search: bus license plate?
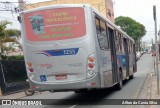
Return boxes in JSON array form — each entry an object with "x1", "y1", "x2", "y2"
[{"x1": 55, "y1": 75, "x2": 67, "y2": 80}]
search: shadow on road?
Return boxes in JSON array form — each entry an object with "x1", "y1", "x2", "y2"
[{"x1": 44, "y1": 79, "x2": 133, "y2": 105}]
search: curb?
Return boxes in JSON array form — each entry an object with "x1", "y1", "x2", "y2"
[{"x1": 0, "y1": 91, "x2": 26, "y2": 99}]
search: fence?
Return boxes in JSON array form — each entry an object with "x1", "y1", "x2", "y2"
[{"x1": 0, "y1": 60, "x2": 29, "y2": 95}]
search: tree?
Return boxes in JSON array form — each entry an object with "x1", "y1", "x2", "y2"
[
  {"x1": 115, "y1": 16, "x2": 146, "y2": 41},
  {"x1": 4, "y1": 29, "x2": 22, "y2": 50},
  {"x1": 0, "y1": 20, "x2": 12, "y2": 38},
  {"x1": 0, "y1": 20, "x2": 22, "y2": 59}
]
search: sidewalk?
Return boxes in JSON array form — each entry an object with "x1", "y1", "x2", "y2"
[
  {"x1": 141, "y1": 58, "x2": 160, "y2": 108},
  {"x1": 0, "y1": 91, "x2": 26, "y2": 99},
  {"x1": 150, "y1": 72, "x2": 160, "y2": 100},
  {"x1": 150, "y1": 70, "x2": 160, "y2": 108},
  {"x1": 150, "y1": 59, "x2": 160, "y2": 100}
]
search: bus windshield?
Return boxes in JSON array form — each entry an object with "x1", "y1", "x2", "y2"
[{"x1": 24, "y1": 7, "x2": 86, "y2": 41}]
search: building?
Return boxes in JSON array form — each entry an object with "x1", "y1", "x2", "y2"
[{"x1": 24, "y1": 0, "x2": 114, "y2": 22}]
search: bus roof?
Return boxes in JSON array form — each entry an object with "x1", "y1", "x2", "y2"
[{"x1": 21, "y1": 4, "x2": 88, "y2": 14}]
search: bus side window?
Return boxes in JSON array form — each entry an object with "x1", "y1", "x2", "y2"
[
  {"x1": 131, "y1": 43, "x2": 133, "y2": 53},
  {"x1": 95, "y1": 18, "x2": 100, "y2": 34},
  {"x1": 115, "y1": 31, "x2": 119, "y2": 52},
  {"x1": 128, "y1": 40, "x2": 131, "y2": 53},
  {"x1": 118, "y1": 32, "x2": 122, "y2": 53},
  {"x1": 100, "y1": 20, "x2": 109, "y2": 49},
  {"x1": 121, "y1": 36, "x2": 125, "y2": 53},
  {"x1": 119, "y1": 34, "x2": 123, "y2": 53},
  {"x1": 95, "y1": 18, "x2": 109, "y2": 50}
]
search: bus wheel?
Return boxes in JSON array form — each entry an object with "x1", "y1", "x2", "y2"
[
  {"x1": 130, "y1": 74, "x2": 134, "y2": 79},
  {"x1": 130, "y1": 66, "x2": 134, "y2": 79},
  {"x1": 115, "y1": 72, "x2": 123, "y2": 90},
  {"x1": 24, "y1": 88, "x2": 35, "y2": 96}
]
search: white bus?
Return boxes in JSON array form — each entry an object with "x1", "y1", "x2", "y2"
[{"x1": 20, "y1": 4, "x2": 137, "y2": 93}]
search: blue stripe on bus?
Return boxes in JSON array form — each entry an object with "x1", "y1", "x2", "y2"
[{"x1": 36, "y1": 48, "x2": 79, "y2": 57}]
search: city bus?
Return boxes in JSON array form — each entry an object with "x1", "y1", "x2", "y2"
[{"x1": 20, "y1": 4, "x2": 137, "y2": 93}]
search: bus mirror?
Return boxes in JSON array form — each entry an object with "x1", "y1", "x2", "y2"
[{"x1": 17, "y1": 16, "x2": 21, "y2": 23}]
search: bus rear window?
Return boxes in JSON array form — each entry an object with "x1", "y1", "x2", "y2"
[{"x1": 24, "y1": 7, "x2": 86, "y2": 41}]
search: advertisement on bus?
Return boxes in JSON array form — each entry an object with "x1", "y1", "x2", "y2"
[{"x1": 24, "y1": 7, "x2": 86, "y2": 41}]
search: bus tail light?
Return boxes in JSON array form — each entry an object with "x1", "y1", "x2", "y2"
[
  {"x1": 88, "y1": 57, "x2": 94, "y2": 62},
  {"x1": 27, "y1": 62, "x2": 34, "y2": 73},
  {"x1": 27, "y1": 62, "x2": 32, "y2": 67},
  {"x1": 87, "y1": 54, "x2": 96, "y2": 78},
  {"x1": 88, "y1": 63, "x2": 94, "y2": 68},
  {"x1": 29, "y1": 68, "x2": 34, "y2": 72}
]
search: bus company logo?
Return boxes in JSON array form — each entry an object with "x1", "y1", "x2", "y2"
[
  {"x1": 2, "y1": 100, "x2": 42, "y2": 105},
  {"x1": 2, "y1": 100, "x2": 11, "y2": 105},
  {"x1": 68, "y1": 63, "x2": 83, "y2": 67},
  {"x1": 36, "y1": 63, "x2": 53, "y2": 69}
]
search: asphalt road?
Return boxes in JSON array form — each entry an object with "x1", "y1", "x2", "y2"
[{"x1": 20, "y1": 53, "x2": 154, "y2": 108}]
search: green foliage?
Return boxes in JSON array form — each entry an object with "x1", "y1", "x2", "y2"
[
  {"x1": 4, "y1": 29, "x2": 20, "y2": 37},
  {"x1": 0, "y1": 20, "x2": 22, "y2": 59},
  {"x1": 2, "y1": 55, "x2": 24, "y2": 60},
  {"x1": 115, "y1": 16, "x2": 146, "y2": 41},
  {"x1": 0, "y1": 20, "x2": 12, "y2": 38}
]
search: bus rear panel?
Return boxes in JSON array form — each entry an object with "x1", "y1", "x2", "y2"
[{"x1": 21, "y1": 5, "x2": 100, "y2": 91}]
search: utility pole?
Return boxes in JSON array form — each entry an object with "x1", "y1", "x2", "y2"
[
  {"x1": 140, "y1": 38, "x2": 142, "y2": 51},
  {"x1": 153, "y1": 5, "x2": 159, "y2": 95},
  {"x1": 18, "y1": 0, "x2": 26, "y2": 11},
  {"x1": 143, "y1": 41, "x2": 145, "y2": 51},
  {"x1": 138, "y1": 37, "x2": 140, "y2": 51},
  {"x1": 151, "y1": 39, "x2": 154, "y2": 51}
]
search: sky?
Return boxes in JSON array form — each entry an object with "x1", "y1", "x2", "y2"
[
  {"x1": 0, "y1": 0, "x2": 160, "y2": 45},
  {"x1": 113, "y1": 0, "x2": 160, "y2": 45}
]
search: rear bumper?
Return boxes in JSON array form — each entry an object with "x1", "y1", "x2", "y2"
[{"x1": 28, "y1": 73, "x2": 100, "y2": 91}]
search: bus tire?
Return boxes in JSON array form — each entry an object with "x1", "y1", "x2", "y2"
[
  {"x1": 130, "y1": 74, "x2": 134, "y2": 79},
  {"x1": 115, "y1": 71, "x2": 123, "y2": 90},
  {"x1": 24, "y1": 88, "x2": 35, "y2": 96},
  {"x1": 130, "y1": 66, "x2": 134, "y2": 79}
]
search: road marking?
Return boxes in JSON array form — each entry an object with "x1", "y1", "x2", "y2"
[{"x1": 70, "y1": 104, "x2": 77, "y2": 108}]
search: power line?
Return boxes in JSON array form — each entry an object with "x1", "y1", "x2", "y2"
[
  {"x1": 0, "y1": 16, "x2": 17, "y2": 21},
  {"x1": 0, "y1": 10, "x2": 12, "y2": 11},
  {"x1": 0, "y1": 11, "x2": 16, "y2": 14},
  {"x1": 0, "y1": 1, "x2": 20, "y2": 13},
  {"x1": 0, "y1": 2, "x2": 24, "y2": 3}
]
